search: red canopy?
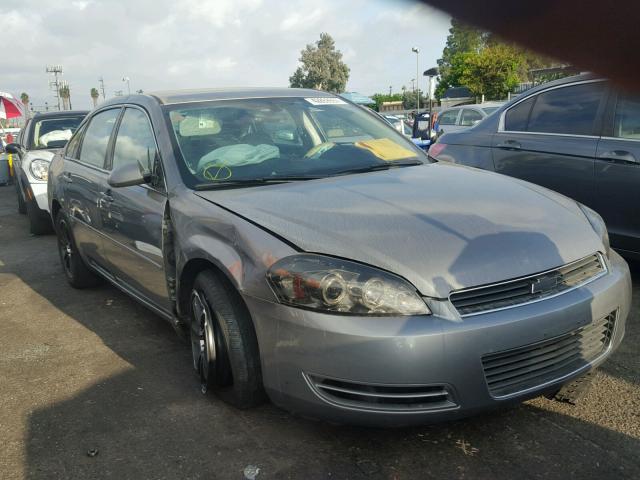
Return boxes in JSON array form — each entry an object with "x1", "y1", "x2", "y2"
[{"x1": 0, "y1": 92, "x2": 25, "y2": 119}]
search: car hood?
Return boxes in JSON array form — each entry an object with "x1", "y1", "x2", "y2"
[{"x1": 196, "y1": 163, "x2": 603, "y2": 298}]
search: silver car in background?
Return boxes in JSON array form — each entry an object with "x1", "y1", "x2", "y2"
[
  {"x1": 48, "y1": 88, "x2": 630, "y2": 426},
  {"x1": 436, "y1": 102, "x2": 504, "y2": 135}
]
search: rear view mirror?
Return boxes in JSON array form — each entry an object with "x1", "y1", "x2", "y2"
[
  {"x1": 5, "y1": 143, "x2": 21, "y2": 154},
  {"x1": 274, "y1": 130, "x2": 295, "y2": 142},
  {"x1": 108, "y1": 162, "x2": 150, "y2": 188}
]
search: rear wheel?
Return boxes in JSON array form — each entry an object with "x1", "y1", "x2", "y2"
[
  {"x1": 55, "y1": 211, "x2": 101, "y2": 289},
  {"x1": 190, "y1": 271, "x2": 264, "y2": 408}
]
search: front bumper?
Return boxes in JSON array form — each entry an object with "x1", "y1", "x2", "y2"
[
  {"x1": 29, "y1": 182, "x2": 49, "y2": 212},
  {"x1": 243, "y1": 251, "x2": 631, "y2": 426}
]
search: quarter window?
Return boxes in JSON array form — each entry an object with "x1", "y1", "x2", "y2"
[
  {"x1": 526, "y1": 82, "x2": 605, "y2": 135},
  {"x1": 460, "y1": 109, "x2": 483, "y2": 126},
  {"x1": 79, "y1": 109, "x2": 121, "y2": 168},
  {"x1": 438, "y1": 109, "x2": 458, "y2": 126},
  {"x1": 112, "y1": 108, "x2": 157, "y2": 174},
  {"x1": 613, "y1": 94, "x2": 640, "y2": 139},
  {"x1": 65, "y1": 125, "x2": 85, "y2": 159}
]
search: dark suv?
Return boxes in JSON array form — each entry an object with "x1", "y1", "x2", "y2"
[{"x1": 430, "y1": 74, "x2": 640, "y2": 260}]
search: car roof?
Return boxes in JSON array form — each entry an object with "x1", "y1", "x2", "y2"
[
  {"x1": 31, "y1": 110, "x2": 89, "y2": 120},
  {"x1": 143, "y1": 87, "x2": 335, "y2": 105}
]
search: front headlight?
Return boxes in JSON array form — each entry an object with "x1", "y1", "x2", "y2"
[
  {"x1": 29, "y1": 159, "x2": 50, "y2": 181},
  {"x1": 267, "y1": 254, "x2": 430, "y2": 316},
  {"x1": 578, "y1": 203, "x2": 610, "y2": 258}
]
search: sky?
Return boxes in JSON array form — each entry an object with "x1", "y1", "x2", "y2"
[{"x1": 2, "y1": 0, "x2": 451, "y2": 111}]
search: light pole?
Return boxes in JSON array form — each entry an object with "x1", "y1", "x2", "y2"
[
  {"x1": 423, "y1": 67, "x2": 439, "y2": 137},
  {"x1": 122, "y1": 76, "x2": 131, "y2": 95},
  {"x1": 389, "y1": 85, "x2": 392, "y2": 96},
  {"x1": 411, "y1": 47, "x2": 420, "y2": 110}
]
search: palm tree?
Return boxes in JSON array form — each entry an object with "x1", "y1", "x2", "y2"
[
  {"x1": 90, "y1": 88, "x2": 99, "y2": 108},
  {"x1": 59, "y1": 85, "x2": 70, "y2": 110},
  {"x1": 20, "y1": 92, "x2": 30, "y2": 118}
]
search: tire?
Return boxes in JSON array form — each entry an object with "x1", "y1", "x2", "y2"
[
  {"x1": 27, "y1": 199, "x2": 53, "y2": 235},
  {"x1": 55, "y1": 210, "x2": 101, "y2": 289},
  {"x1": 547, "y1": 370, "x2": 596, "y2": 405},
  {"x1": 190, "y1": 270, "x2": 265, "y2": 408},
  {"x1": 16, "y1": 182, "x2": 26, "y2": 214}
]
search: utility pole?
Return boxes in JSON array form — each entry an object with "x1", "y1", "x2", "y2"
[
  {"x1": 411, "y1": 47, "x2": 420, "y2": 110},
  {"x1": 389, "y1": 85, "x2": 392, "y2": 96},
  {"x1": 46, "y1": 65, "x2": 63, "y2": 111},
  {"x1": 99, "y1": 77, "x2": 106, "y2": 100}
]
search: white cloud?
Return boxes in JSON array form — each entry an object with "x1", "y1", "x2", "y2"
[{"x1": 3, "y1": 0, "x2": 451, "y2": 110}]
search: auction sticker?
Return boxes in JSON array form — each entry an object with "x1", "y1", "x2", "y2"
[{"x1": 305, "y1": 97, "x2": 346, "y2": 105}]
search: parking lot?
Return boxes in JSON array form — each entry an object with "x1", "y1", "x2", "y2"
[{"x1": 0, "y1": 184, "x2": 638, "y2": 480}]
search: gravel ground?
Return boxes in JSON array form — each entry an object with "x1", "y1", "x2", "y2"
[{"x1": 0, "y1": 185, "x2": 638, "y2": 480}]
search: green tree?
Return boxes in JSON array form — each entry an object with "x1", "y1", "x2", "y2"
[
  {"x1": 435, "y1": 19, "x2": 488, "y2": 99},
  {"x1": 289, "y1": 33, "x2": 350, "y2": 93},
  {"x1": 90, "y1": 88, "x2": 99, "y2": 108},
  {"x1": 371, "y1": 93, "x2": 403, "y2": 111},
  {"x1": 458, "y1": 45, "x2": 524, "y2": 100},
  {"x1": 402, "y1": 90, "x2": 427, "y2": 110},
  {"x1": 20, "y1": 92, "x2": 30, "y2": 118}
]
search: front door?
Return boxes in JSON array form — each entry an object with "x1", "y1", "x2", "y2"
[
  {"x1": 100, "y1": 107, "x2": 170, "y2": 312},
  {"x1": 492, "y1": 81, "x2": 608, "y2": 208},
  {"x1": 594, "y1": 91, "x2": 640, "y2": 255},
  {"x1": 64, "y1": 108, "x2": 121, "y2": 271}
]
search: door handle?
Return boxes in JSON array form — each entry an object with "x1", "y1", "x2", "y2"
[
  {"x1": 98, "y1": 190, "x2": 114, "y2": 209},
  {"x1": 598, "y1": 150, "x2": 638, "y2": 165},
  {"x1": 496, "y1": 140, "x2": 521, "y2": 150}
]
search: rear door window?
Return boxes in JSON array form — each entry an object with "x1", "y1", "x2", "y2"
[
  {"x1": 460, "y1": 109, "x2": 483, "y2": 126},
  {"x1": 526, "y1": 82, "x2": 605, "y2": 135},
  {"x1": 78, "y1": 108, "x2": 121, "y2": 168},
  {"x1": 438, "y1": 109, "x2": 459, "y2": 126},
  {"x1": 613, "y1": 94, "x2": 640, "y2": 139}
]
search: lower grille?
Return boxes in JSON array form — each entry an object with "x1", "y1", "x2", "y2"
[
  {"x1": 482, "y1": 311, "x2": 616, "y2": 398},
  {"x1": 450, "y1": 253, "x2": 606, "y2": 316},
  {"x1": 305, "y1": 374, "x2": 457, "y2": 412}
]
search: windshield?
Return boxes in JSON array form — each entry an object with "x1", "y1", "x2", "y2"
[
  {"x1": 30, "y1": 116, "x2": 85, "y2": 150},
  {"x1": 165, "y1": 97, "x2": 426, "y2": 188},
  {"x1": 482, "y1": 107, "x2": 500, "y2": 115}
]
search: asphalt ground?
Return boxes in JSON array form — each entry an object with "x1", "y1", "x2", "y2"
[{"x1": 0, "y1": 184, "x2": 638, "y2": 480}]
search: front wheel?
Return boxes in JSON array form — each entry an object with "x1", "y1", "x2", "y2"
[
  {"x1": 190, "y1": 271, "x2": 264, "y2": 408},
  {"x1": 55, "y1": 211, "x2": 101, "y2": 289}
]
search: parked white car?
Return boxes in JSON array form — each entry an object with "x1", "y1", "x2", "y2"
[
  {"x1": 435, "y1": 102, "x2": 504, "y2": 135},
  {"x1": 6, "y1": 111, "x2": 87, "y2": 234}
]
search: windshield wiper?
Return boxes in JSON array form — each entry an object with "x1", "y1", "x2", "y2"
[
  {"x1": 193, "y1": 175, "x2": 323, "y2": 190},
  {"x1": 331, "y1": 160, "x2": 423, "y2": 177}
]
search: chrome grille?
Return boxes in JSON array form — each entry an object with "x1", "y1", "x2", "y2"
[
  {"x1": 450, "y1": 253, "x2": 606, "y2": 316},
  {"x1": 305, "y1": 374, "x2": 457, "y2": 412},
  {"x1": 482, "y1": 311, "x2": 616, "y2": 398}
]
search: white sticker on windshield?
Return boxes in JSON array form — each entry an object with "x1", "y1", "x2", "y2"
[{"x1": 304, "y1": 97, "x2": 346, "y2": 105}]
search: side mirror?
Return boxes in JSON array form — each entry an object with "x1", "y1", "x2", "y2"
[
  {"x1": 5, "y1": 143, "x2": 21, "y2": 154},
  {"x1": 108, "y1": 162, "x2": 150, "y2": 188}
]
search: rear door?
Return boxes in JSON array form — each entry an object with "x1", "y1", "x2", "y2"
[
  {"x1": 101, "y1": 106, "x2": 170, "y2": 312},
  {"x1": 492, "y1": 80, "x2": 608, "y2": 207},
  {"x1": 64, "y1": 107, "x2": 121, "y2": 271},
  {"x1": 437, "y1": 108, "x2": 461, "y2": 134},
  {"x1": 593, "y1": 90, "x2": 640, "y2": 255}
]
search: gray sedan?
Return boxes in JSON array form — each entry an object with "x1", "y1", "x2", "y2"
[{"x1": 48, "y1": 88, "x2": 631, "y2": 426}]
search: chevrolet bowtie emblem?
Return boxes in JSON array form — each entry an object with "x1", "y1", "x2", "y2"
[{"x1": 530, "y1": 275, "x2": 560, "y2": 295}]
